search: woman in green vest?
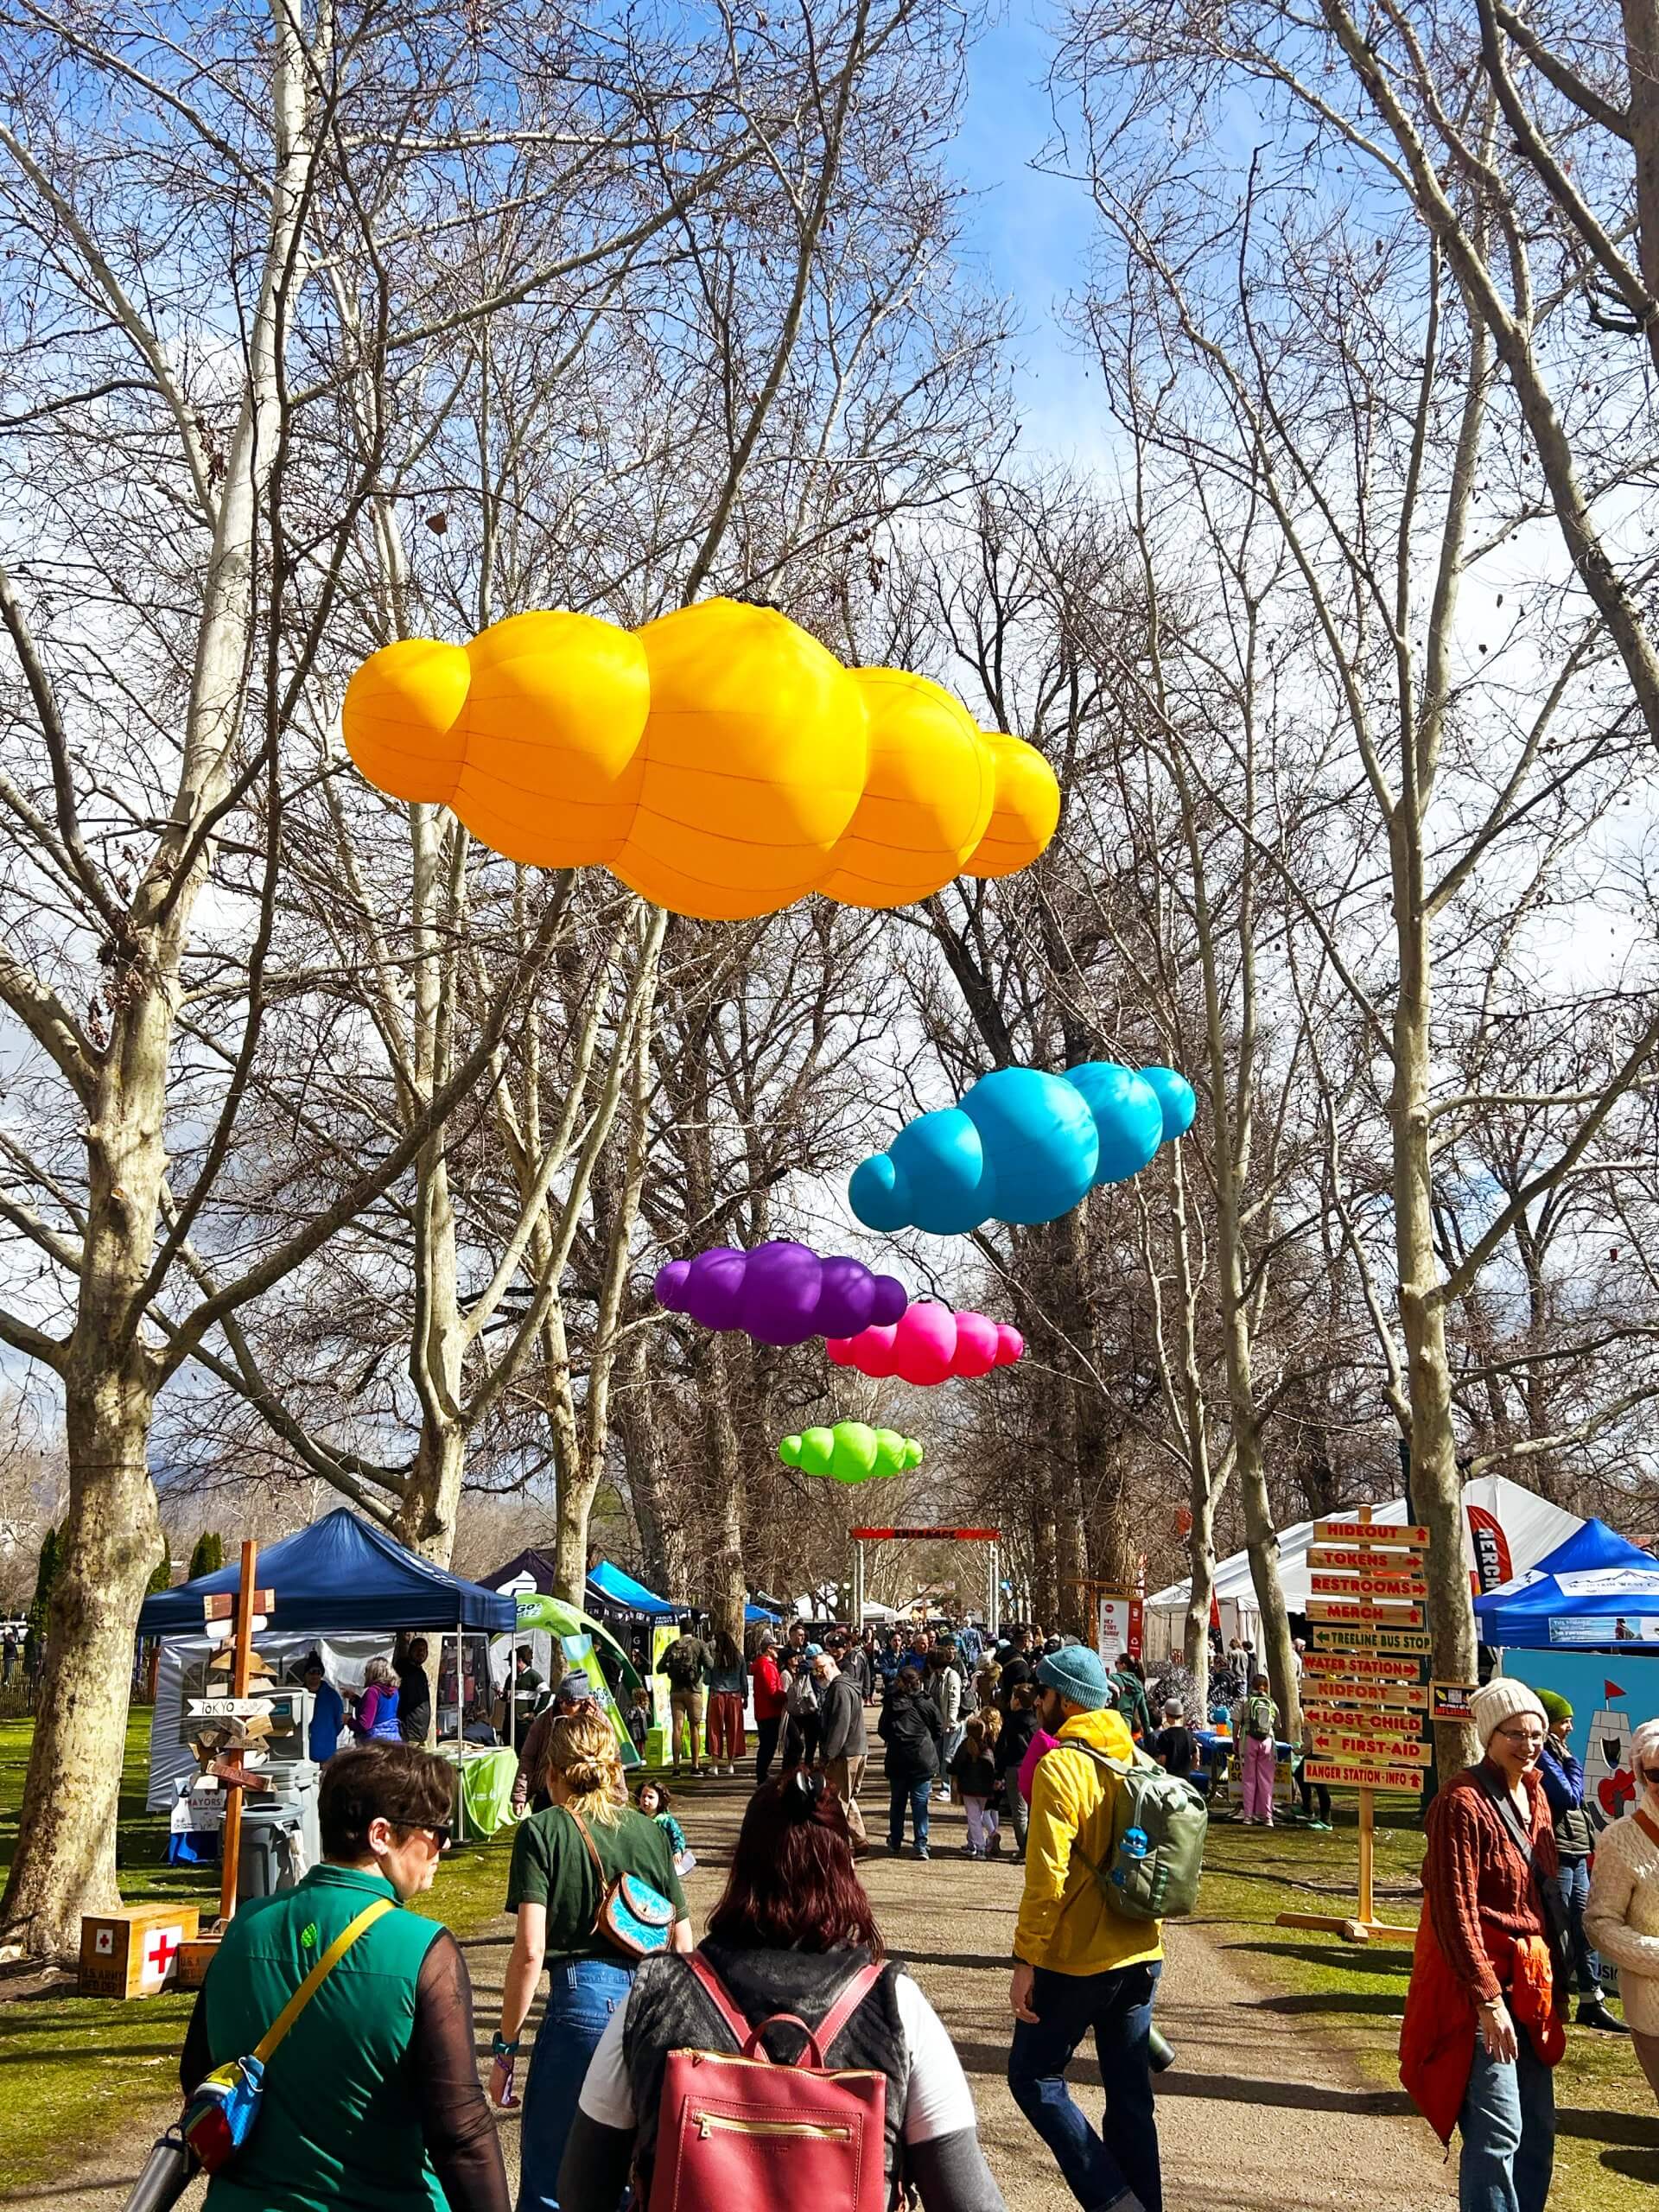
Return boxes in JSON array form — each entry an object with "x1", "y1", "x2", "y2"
[{"x1": 179, "y1": 1743, "x2": 508, "y2": 2212}]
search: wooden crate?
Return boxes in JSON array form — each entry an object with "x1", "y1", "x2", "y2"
[
  {"x1": 175, "y1": 1934, "x2": 222, "y2": 1989},
  {"x1": 79, "y1": 1902, "x2": 201, "y2": 1999}
]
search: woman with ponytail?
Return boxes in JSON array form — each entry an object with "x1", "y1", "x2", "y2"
[
  {"x1": 555, "y1": 1773, "x2": 1007, "y2": 2211},
  {"x1": 492, "y1": 1707, "x2": 691, "y2": 2212}
]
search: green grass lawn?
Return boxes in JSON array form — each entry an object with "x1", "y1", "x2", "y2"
[
  {"x1": 0, "y1": 1712, "x2": 518, "y2": 2194},
  {"x1": 1196, "y1": 1801, "x2": 1658, "y2": 2211}
]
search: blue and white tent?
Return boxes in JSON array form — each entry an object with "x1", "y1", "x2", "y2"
[{"x1": 1474, "y1": 1517, "x2": 1659, "y2": 1649}]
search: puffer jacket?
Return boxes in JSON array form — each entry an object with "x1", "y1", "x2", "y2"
[
  {"x1": 878, "y1": 1688, "x2": 942, "y2": 1782},
  {"x1": 1013, "y1": 1707, "x2": 1164, "y2": 1978}
]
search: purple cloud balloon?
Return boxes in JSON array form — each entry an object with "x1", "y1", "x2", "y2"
[{"x1": 653, "y1": 1241, "x2": 908, "y2": 1348}]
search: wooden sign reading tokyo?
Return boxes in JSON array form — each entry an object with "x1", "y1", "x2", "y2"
[
  {"x1": 1313, "y1": 1520, "x2": 1429, "y2": 1546},
  {"x1": 1305, "y1": 1758, "x2": 1425, "y2": 1792},
  {"x1": 1306, "y1": 1599, "x2": 1425, "y2": 1627},
  {"x1": 1309, "y1": 1571, "x2": 1428, "y2": 1600},
  {"x1": 1313, "y1": 1624, "x2": 1433, "y2": 1654},
  {"x1": 1309, "y1": 1729, "x2": 1433, "y2": 1764}
]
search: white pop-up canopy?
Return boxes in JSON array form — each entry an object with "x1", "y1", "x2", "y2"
[{"x1": 1144, "y1": 1473, "x2": 1583, "y2": 1661}]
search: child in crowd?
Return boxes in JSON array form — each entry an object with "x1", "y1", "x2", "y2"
[
  {"x1": 950, "y1": 1714, "x2": 1001, "y2": 1858},
  {"x1": 995, "y1": 1680, "x2": 1039, "y2": 1859},
  {"x1": 1154, "y1": 1697, "x2": 1194, "y2": 1780},
  {"x1": 626, "y1": 1687, "x2": 651, "y2": 1758},
  {"x1": 634, "y1": 1777, "x2": 694, "y2": 1875},
  {"x1": 1231, "y1": 1673, "x2": 1280, "y2": 1826},
  {"x1": 974, "y1": 1659, "x2": 1001, "y2": 1713}
]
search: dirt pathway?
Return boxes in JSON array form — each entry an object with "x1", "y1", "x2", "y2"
[{"x1": 11, "y1": 1774, "x2": 1456, "y2": 2211}]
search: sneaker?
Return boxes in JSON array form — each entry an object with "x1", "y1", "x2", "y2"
[
  {"x1": 1308, "y1": 1820, "x2": 1332, "y2": 1832},
  {"x1": 887, "y1": 1841, "x2": 903, "y2": 1856},
  {"x1": 914, "y1": 1847, "x2": 931, "y2": 1861}
]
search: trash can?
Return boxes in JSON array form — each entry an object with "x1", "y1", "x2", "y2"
[{"x1": 237, "y1": 1758, "x2": 321, "y2": 1897}]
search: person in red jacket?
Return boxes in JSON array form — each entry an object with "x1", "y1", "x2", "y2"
[
  {"x1": 1400, "y1": 1680, "x2": 1565, "y2": 2212},
  {"x1": 750, "y1": 1630, "x2": 786, "y2": 1785}
]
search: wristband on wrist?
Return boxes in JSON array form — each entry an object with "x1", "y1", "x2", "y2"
[{"x1": 493, "y1": 2035, "x2": 520, "y2": 2058}]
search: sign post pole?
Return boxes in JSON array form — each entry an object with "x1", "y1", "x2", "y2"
[{"x1": 217, "y1": 1540, "x2": 257, "y2": 1928}]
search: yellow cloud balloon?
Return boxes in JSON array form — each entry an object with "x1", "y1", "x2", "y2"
[{"x1": 341, "y1": 598, "x2": 1058, "y2": 920}]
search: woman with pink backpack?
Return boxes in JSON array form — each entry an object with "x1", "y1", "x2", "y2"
[{"x1": 553, "y1": 1773, "x2": 1006, "y2": 2211}]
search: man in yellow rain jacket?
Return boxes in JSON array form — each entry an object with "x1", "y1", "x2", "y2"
[{"x1": 1008, "y1": 1644, "x2": 1163, "y2": 2212}]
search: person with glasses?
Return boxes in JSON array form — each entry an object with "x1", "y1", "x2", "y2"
[
  {"x1": 179, "y1": 1743, "x2": 507, "y2": 2212},
  {"x1": 1586, "y1": 1714, "x2": 1659, "y2": 2100},
  {"x1": 1400, "y1": 1680, "x2": 1565, "y2": 2212}
]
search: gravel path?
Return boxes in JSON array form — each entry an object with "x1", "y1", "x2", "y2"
[{"x1": 11, "y1": 1771, "x2": 1456, "y2": 2211}]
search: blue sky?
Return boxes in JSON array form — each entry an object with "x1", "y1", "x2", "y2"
[{"x1": 952, "y1": 7, "x2": 1102, "y2": 461}]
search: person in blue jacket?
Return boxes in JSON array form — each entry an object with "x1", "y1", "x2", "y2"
[
  {"x1": 1536, "y1": 1687, "x2": 1625, "y2": 2032},
  {"x1": 302, "y1": 1651, "x2": 346, "y2": 1763}
]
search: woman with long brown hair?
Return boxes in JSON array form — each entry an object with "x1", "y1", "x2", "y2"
[
  {"x1": 554, "y1": 1772, "x2": 1006, "y2": 2210},
  {"x1": 490, "y1": 1707, "x2": 692, "y2": 2212}
]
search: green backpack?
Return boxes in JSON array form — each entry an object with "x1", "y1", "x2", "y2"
[{"x1": 1066, "y1": 1741, "x2": 1209, "y2": 1922}]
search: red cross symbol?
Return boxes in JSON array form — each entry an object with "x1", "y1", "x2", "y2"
[{"x1": 147, "y1": 1929, "x2": 180, "y2": 1979}]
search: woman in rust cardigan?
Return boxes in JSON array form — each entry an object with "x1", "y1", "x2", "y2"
[{"x1": 1400, "y1": 1680, "x2": 1565, "y2": 2212}]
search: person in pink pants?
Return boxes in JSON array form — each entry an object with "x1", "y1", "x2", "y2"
[{"x1": 1236, "y1": 1675, "x2": 1280, "y2": 1825}]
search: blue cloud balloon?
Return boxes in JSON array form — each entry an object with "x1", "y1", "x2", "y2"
[{"x1": 849, "y1": 1062, "x2": 1195, "y2": 1235}]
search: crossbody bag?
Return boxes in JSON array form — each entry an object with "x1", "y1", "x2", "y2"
[
  {"x1": 568, "y1": 1806, "x2": 677, "y2": 1960},
  {"x1": 123, "y1": 1896, "x2": 393, "y2": 2212}
]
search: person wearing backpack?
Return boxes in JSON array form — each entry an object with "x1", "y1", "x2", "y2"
[
  {"x1": 1231, "y1": 1675, "x2": 1279, "y2": 1827},
  {"x1": 178, "y1": 1744, "x2": 510, "y2": 2212},
  {"x1": 1110, "y1": 1657, "x2": 1153, "y2": 1745},
  {"x1": 553, "y1": 1772, "x2": 1007, "y2": 2211},
  {"x1": 879, "y1": 1663, "x2": 944, "y2": 1859},
  {"x1": 1007, "y1": 1646, "x2": 1166, "y2": 2212},
  {"x1": 658, "y1": 1630, "x2": 715, "y2": 1777}
]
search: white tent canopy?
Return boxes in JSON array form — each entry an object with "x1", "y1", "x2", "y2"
[{"x1": 1145, "y1": 1473, "x2": 1582, "y2": 1662}]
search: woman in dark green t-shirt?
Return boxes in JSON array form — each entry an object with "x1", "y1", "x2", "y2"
[{"x1": 491, "y1": 1706, "x2": 690, "y2": 2212}]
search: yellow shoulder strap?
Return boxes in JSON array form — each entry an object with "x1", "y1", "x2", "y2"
[{"x1": 253, "y1": 1897, "x2": 395, "y2": 2065}]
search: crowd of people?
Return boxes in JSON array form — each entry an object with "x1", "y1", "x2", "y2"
[{"x1": 168, "y1": 1606, "x2": 1659, "y2": 2212}]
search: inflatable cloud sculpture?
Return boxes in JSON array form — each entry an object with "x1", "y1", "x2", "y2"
[
  {"x1": 826, "y1": 1301, "x2": 1023, "y2": 1384},
  {"x1": 779, "y1": 1421, "x2": 924, "y2": 1484},
  {"x1": 849, "y1": 1063, "x2": 1197, "y2": 1236},
  {"x1": 653, "y1": 1242, "x2": 908, "y2": 1349},
  {"x1": 342, "y1": 599, "x2": 1060, "y2": 921}
]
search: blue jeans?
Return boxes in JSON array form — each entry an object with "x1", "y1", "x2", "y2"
[
  {"x1": 1560, "y1": 1856, "x2": 1599, "y2": 1994},
  {"x1": 1008, "y1": 1960, "x2": 1161, "y2": 2212},
  {"x1": 1457, "y1": 2011, "x2": 1555, "y2": 2212},
  {"x1": 517, "y1": 1956, "x2": 634, "y2": 2212},
  {"x1": 887, "y1": 1774, "x2": 931, "y2": 1852}
]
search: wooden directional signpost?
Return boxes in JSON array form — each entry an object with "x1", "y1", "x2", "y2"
[
  {"x1": 1277, "y1": 1509, "x2": 1429, "y2": 1945},
  {"x1": 177, "y1": 1541, "x2": 277, "y2": 1984}
]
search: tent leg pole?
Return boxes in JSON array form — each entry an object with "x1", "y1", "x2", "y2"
[{"x1": 454, "y1": 1618, "x2": 466, "y2": 1846}]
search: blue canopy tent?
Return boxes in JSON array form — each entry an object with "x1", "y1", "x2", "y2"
[
  {"x1": 585, "y1": 1558, "x2": 678, "y2": 1618},
  {"x1": 1474, "y1": 1518, "x2": 1659, "y2": 1648},
  {"x1": 138, "y1": 1507, "x2": 516, "y2": 1637}
]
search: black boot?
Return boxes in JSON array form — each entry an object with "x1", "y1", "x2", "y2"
[{"x1": 1577, "y1": 1995, "x2": 1628, "y2": 2034}]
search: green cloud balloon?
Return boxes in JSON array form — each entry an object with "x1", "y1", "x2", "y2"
[{"x1": 779, "y1": 1421, "x2": 924, "y2": 1484}]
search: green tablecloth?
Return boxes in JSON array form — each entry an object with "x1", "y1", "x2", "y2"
[{"x1": 435, "y1": 1746, "x2": 520, "y2": 1839}]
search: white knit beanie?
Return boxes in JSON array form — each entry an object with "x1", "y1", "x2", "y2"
[{"x1": 1469, "y1": 1679, "x2": 1547, "y2": 1747}]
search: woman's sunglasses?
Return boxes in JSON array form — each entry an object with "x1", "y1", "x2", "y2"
[{"x1": 391, "y1": 1818, "x2": 452, "y2": 1851}]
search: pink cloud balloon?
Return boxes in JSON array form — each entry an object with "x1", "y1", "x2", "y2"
[{"x1": 824, "y1": 1302, "x2": 1025, "y2": 1385}]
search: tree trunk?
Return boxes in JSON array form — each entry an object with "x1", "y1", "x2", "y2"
[
  {"x1": 702, "y1": 1334, "x2": 747, "y2": 1645},
  {"x1": 1393, "y1": 909, "x2": 1479, "y2": 1777},
  {"x1": 1, "y1": 1368, "x2": 160, "y2": 1955}
]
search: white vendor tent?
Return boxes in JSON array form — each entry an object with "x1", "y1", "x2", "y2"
[{"x1": 1144, "y1": 1473, "x2": 1582, "y2": 1664}]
